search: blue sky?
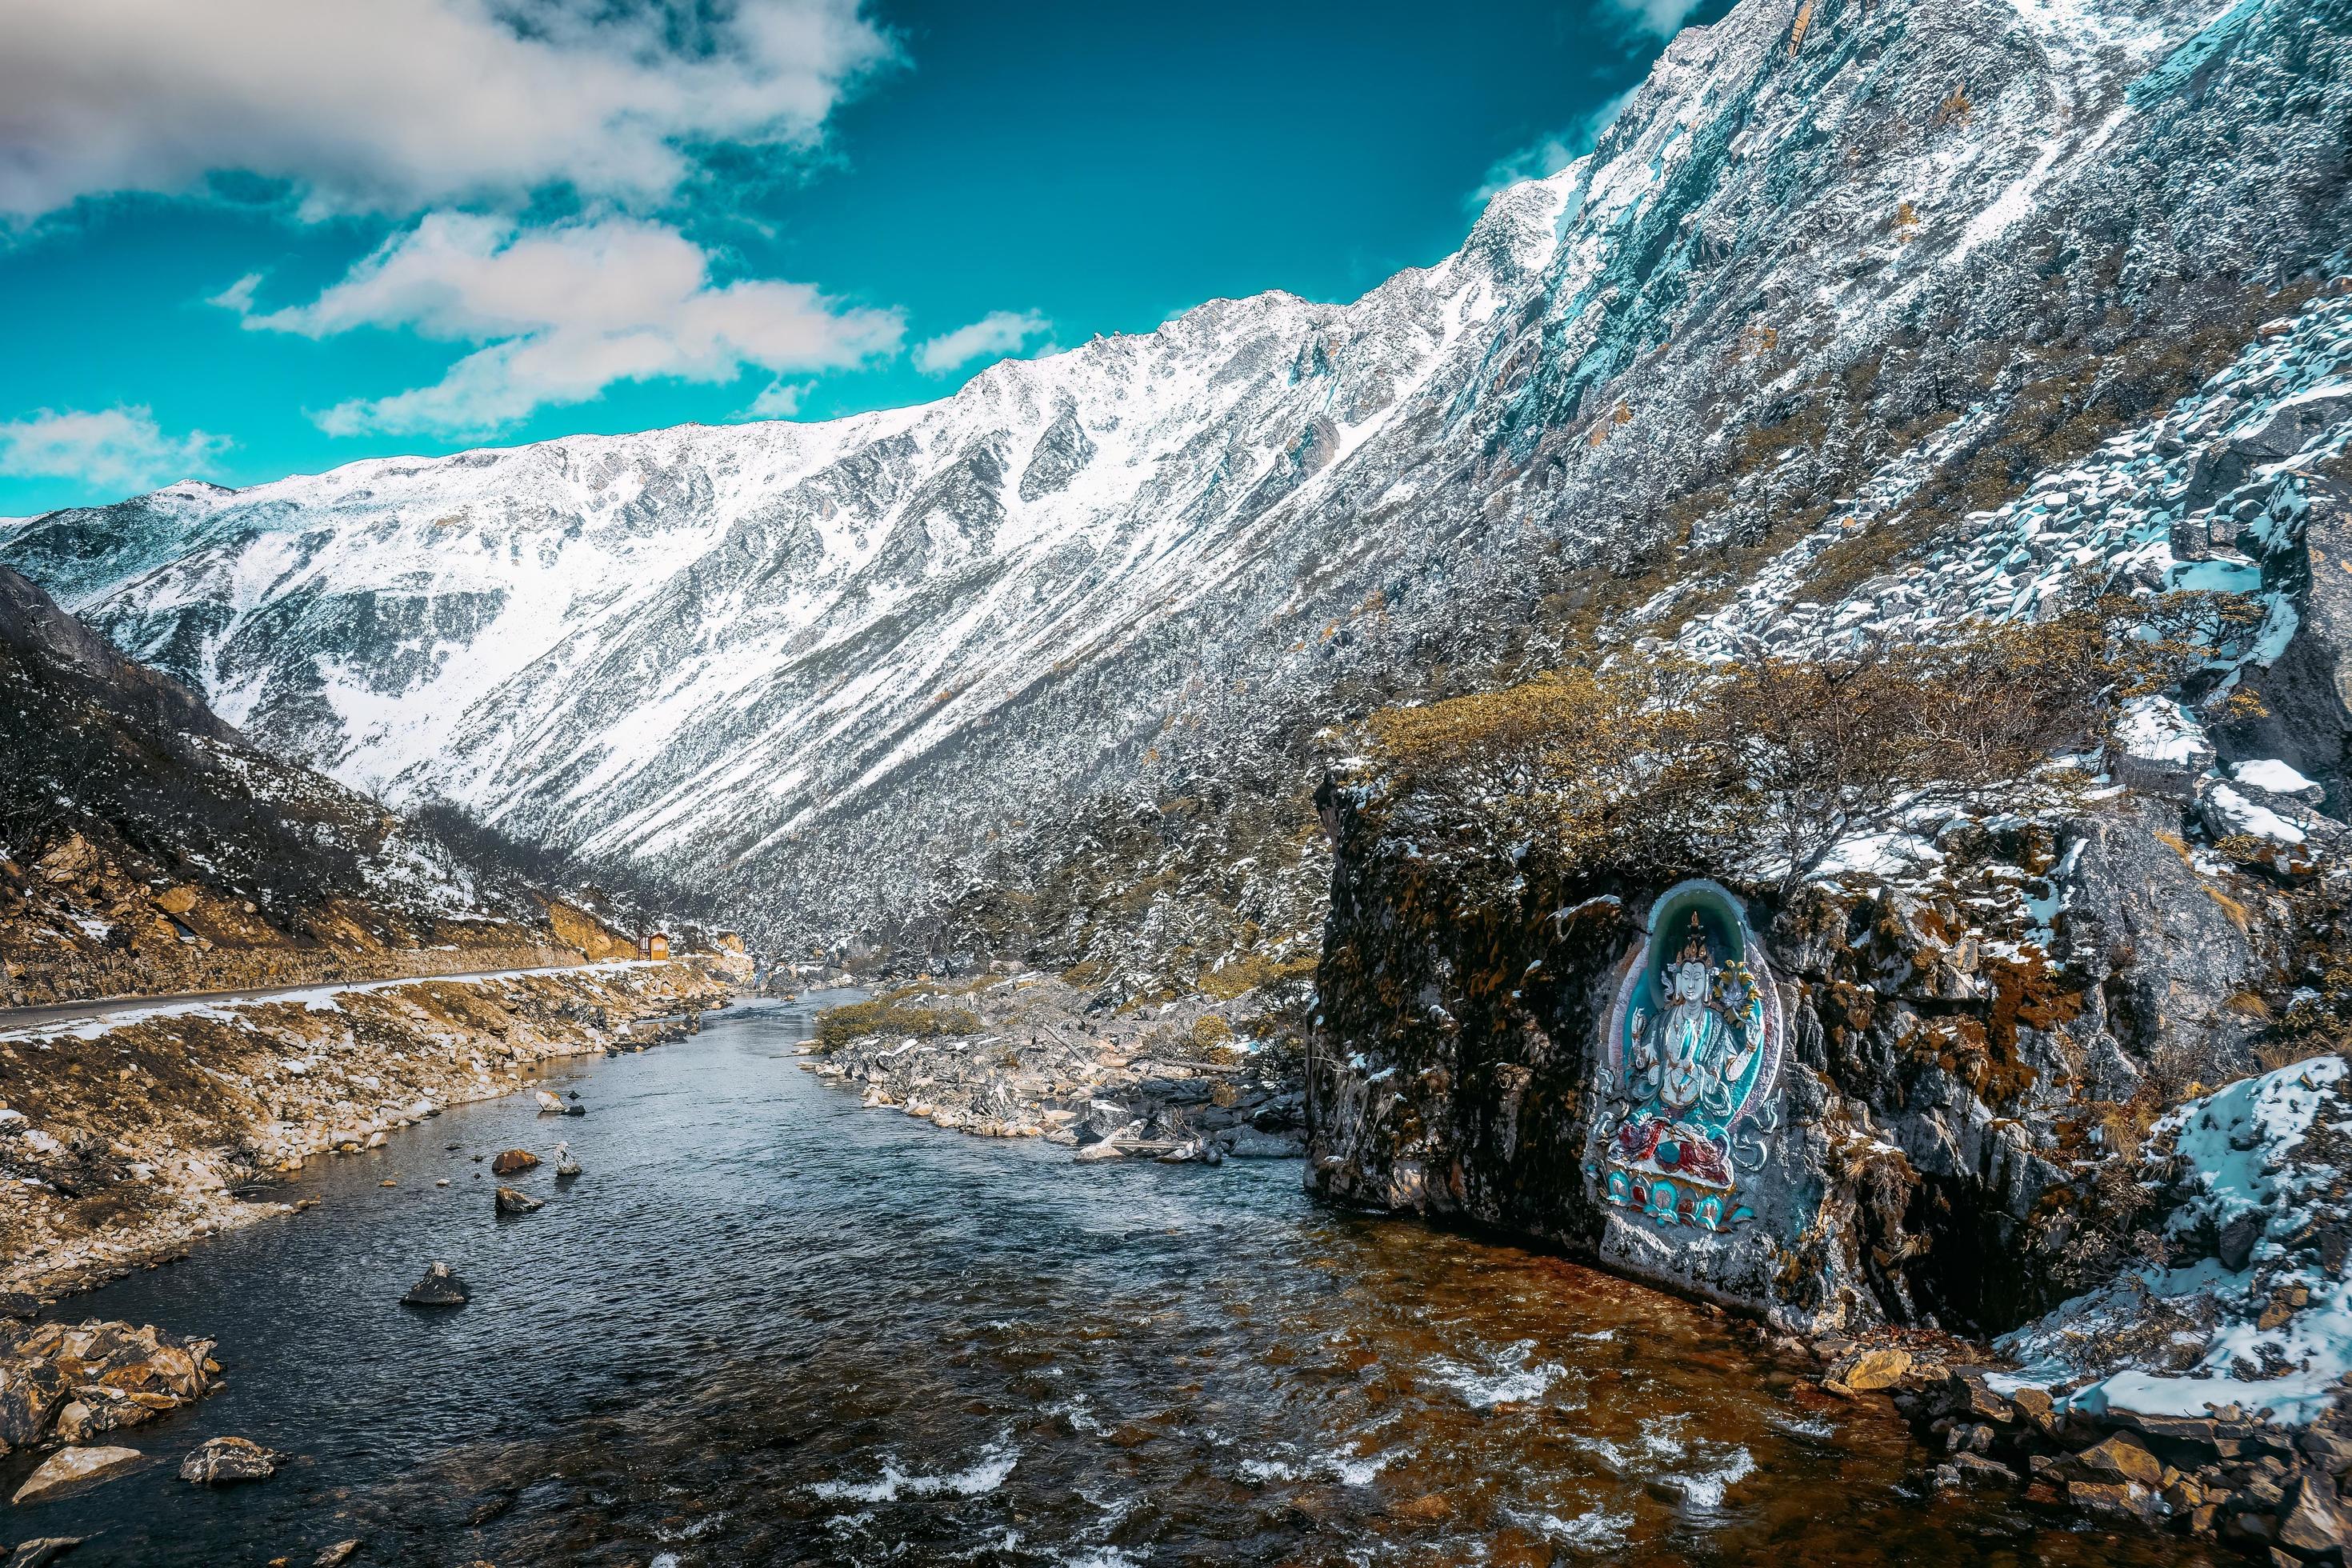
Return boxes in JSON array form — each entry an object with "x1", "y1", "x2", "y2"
[{"x1": 0, "y1": 0, "x2": 1726, "y2": 517}]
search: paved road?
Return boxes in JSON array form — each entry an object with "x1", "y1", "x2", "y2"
[{"x1": 0, "y1": 961, "x2": 630, "y2": 1034}]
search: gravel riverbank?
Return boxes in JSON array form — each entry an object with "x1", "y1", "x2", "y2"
[
  {"x1": 801, "y1": 972, "x2": 1306, "y2": 1161},
  {"x1": 0, "y1": 961, "x2": 729, "y2": 1306}
]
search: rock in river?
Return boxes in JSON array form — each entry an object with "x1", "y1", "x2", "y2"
[
  {"x1": 5, "y1": 1538, "x2": 84, "y2": 1568},
  {"x1": 494, "y1": 1186, "x2": 543, "y2": 1216},
  {"x1": 313, "y1": 1541, "x2": 361, "y2": 1567},
  {"x1": 178, "y1": 1435, "x2": 278, "y2": 1485},
  {"x1": 10, "y1": 1446, "x2": 146, "y2": 1505},
  {"x1": 534, "y1": 1090, "x2": 565, "y2": 1114},
  {"x1": 400, "y1": 1262, "x2": 470, "y2": 1308},
  {"x1": 1, "y1": 1319, "x2": 218, "y2": 1453},
  {"x1": 490, "y1": 1149, "x2": 538, "y2": 1176}
]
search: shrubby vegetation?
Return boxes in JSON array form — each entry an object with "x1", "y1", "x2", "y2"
[
  {"x1": 1363, "y1": 594, "x2": 2227, "y2": 902},
  {"x1": 814, "y1": 998, "x2": 984, "y2": 1052}
]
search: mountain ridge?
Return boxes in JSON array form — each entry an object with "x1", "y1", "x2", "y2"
[{"x1": 6, "y1": 0, "x2": 2346, "y2": 948}]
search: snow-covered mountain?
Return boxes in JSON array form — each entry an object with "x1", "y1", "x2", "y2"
[{"x1": 7, "y1": 0, "x2": 2348, "y2": 939}]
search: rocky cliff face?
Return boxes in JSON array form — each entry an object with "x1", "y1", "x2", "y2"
[
  {"x1": 6, "y1": 0, "x2": 2343, "y2": 951},
  {"x1": 1306, "y1": 770, "x2": 2338, "y2": 1341}
]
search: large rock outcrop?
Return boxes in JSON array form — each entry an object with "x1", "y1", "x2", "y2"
[{"x1": 1306, "y1": 781, "x2": 2310, "y2": 1340}]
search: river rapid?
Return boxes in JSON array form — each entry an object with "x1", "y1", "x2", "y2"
[{"x1": 6, "y1": 996, "x2": 2200, "y2": 1566}]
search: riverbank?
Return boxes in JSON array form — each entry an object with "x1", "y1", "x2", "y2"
[
  {"x1": 800, "y1": 971, "x2": 1306, "y2": 1159},
  {"x1": 0, "y1": 960, "x2": 729, "y2": 1306}
]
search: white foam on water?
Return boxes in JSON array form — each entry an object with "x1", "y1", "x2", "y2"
[
  {"x1": 1237, "y1": 1445, "x2": 1386, "y2": 1487},
  {"x1": 1505, "y1": 1502, "x2": 1633, "y2": 1547},
  {"x1": 806, "y1": 1438, "x2": 1019, "y2": 1503},
  {"x1": 1424, "y1": 1337, "x2": 1568, "y2": 1407},
  {"x1": 1044, "y1": 1394, "x2": 1102, "y2": 1432},
  {"x1": 1674, "y1": 1447, "x2": 1757, "y2": 1510}
]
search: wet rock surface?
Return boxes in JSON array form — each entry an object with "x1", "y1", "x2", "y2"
[
  {"x1": 10, "y1": 1446, "x2": 146, "y2": 1506},
  {"x1": 398, "y1": 1264, "x2": 467, "y2": 1310},
  {"x1": 0, "y1": 1321, "x2": 216, "y2": 1458},
  {"x1": 175, "y1": 1436, "x2": 274, "y2": 1486},
  {"x1": 4, "y1": 1539, "x2": 85, "y2": 1568}
]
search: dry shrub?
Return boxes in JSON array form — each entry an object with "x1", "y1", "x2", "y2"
[
  {"x1": 814, "y1": 1000, "x2": 982, "y2": 1052},
  {"x1": 1367, "y1": 607, "x2": 2142, "y2": 900}
]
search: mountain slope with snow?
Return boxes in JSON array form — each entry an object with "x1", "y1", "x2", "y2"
[{"x1": 6, "y1": 0, "x2": 2348, "y2": 939}]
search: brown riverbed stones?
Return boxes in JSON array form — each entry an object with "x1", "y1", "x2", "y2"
[
  {"x1": 1804, "y1": 1330, "x2": 2352, "y2": 1561},
  {"x1": 806, "y1": 973, "x2": 1306, "y2": 1159},
  {"x1": 489, "y1": 1149, "x2": 539, "y2": 1176}
]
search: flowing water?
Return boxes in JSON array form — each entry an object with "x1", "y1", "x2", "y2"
[{"x1": 7, "y1": 996, "x2": 2203, "y2": 1566}]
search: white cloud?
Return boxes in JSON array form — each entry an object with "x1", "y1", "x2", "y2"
[
  {"x1": 0, "y1": 406, "x2": 225, "y2": 494},
  {"x1": 913, "y1": 310, "x2": 1053, "y2": 376},
  {"x1": 744, "y1": 379, "x2": 812, "y2": 418},
  {"x1": 1611, "y1": 0, "x2": 1706, "y2": 37},
  {"x1": 0, "y1": 0, "x2": 896, "y2": 220},
  {"x1": 227, "y1": 212, "x2": 903, "y2": 435},
  {"x1": 1470, "y1": 88, "x2": 1638, "y2": 205},
  {"x1": 209, "y1": 273, "x2": 262, "y2": 313}
]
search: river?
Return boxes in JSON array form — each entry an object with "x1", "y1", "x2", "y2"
[{"x1": 7, "y1": 995, "x2": 2195, "y2": 1566}]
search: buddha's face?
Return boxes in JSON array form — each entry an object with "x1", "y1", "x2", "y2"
[{"x1": 1672, "y1": 961, "x2": 1707, "y2": 1003}]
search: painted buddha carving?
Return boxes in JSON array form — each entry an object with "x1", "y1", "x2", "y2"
[
  {"x1": 1591, "y1": 884, "x2": 1782, "y2": 1231},
  {"x1": 1631, "y1": 914, "x2": 1759, "y2": 1121}
]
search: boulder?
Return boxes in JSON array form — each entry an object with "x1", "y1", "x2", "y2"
[
  {"x1": 178, "y1": 1435, "x2": 278, "y2": 1485},
  {"x1": 489, "y1": 1150, "x2": 538, "y2": 1176},
  {"x1": 10, "y1": 1446, "x2": 146, "y2": 1505},
  {"x1": 2066, "y1": 1434, "x2": 2166, "y2": 1489},
  {"x1": 0, "y1": 1320, "x2": 217, "y2": 1452},
  {"x1": 400, "y1": 1262, "x2": 470, "y2": 1308},
  {"x1": 314, "y1": 1542, "x2": 361, "y2": 1567},
  {"x1": 2009, "y1": 1387, "x2": 2059, "y2": 1434},
  {"x1": 1950, "y1": 1453, "x2": 2018, "y2": 1486},
  {"x1": 534, "y1": 1091, "x2": 564, "y2": 1114},
  {"x1": 494, "y1": 1186, "x2": 542, "y2": 1215},
  {"x1": 1943, "y1": 1370, "x2": 2012, "y2": 1423},
  {"x1": 2221, "y1": 1210, "x2": 2269, "y2": 1271},
  {"x1": 2067, "y1": 1478, "x2": 2162, "y2": 1523},
  {"x1": 2302, "y1": 1430, "x2": 2352, "y2": 1475},
  {"x1": 1833, "y1": 1348, "x2": 1912, "y2": 1391},
  {"x1": 2276, "y1": 1474, "x2": 2349, "y2": 1558}
]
